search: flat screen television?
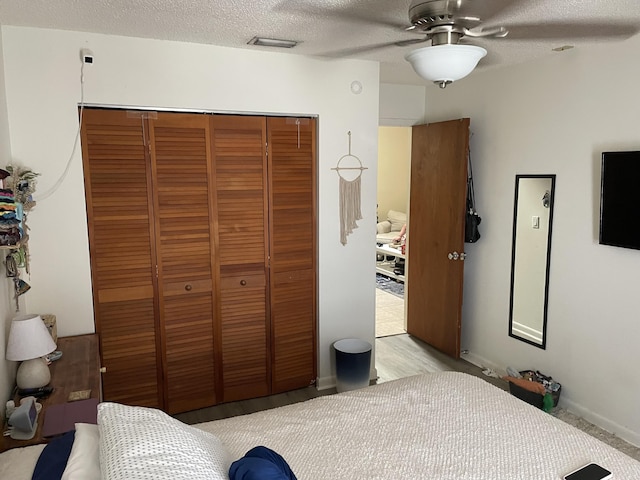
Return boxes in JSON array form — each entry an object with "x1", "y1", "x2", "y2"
[{"x1": 599, "y1": 151, "x2": 640, "y2": 250}]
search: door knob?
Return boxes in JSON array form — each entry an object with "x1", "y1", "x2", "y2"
[
  {"x1": 185, "y1": 284, "x2": 192, "y2": 291},
  {"x1": 448, "y1": 252, "x2": 460, "y2": 260},
  {"x1": 460, "y1": 252, "x2": 467, "y2": 260}
]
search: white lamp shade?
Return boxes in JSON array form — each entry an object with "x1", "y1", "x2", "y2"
[
  {"x1": 405, "y1": 44, "x2": 487, "y2": 83},
  {"x1": 6, "y1": 314, "x2": 57, "y2": 361}
]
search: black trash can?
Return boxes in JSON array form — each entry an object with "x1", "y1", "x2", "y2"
[{"x1": 333, "y1": 338, "x2": 372, "y2": 393}]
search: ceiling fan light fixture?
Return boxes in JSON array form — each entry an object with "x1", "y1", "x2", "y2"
[
  {"x1": 248, "y1": 37, "x2": 298, "y2": 48},
  {"x1": 405, "y1": 44, "x2": 487, "y2": 87}
]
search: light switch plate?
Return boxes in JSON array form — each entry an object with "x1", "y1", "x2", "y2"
[{"x1": 532, "y1": 216, "x2": 540, "y2": 229}]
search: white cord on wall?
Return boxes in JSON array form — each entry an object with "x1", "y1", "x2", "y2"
[{"x1": 35, "y1": 60, "x2": 86, "y2": 202}]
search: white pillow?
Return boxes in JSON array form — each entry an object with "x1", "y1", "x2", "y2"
[
  {"x1": 98, "y1": 402, "x2": 231, "y2": 480},
  {"x1": 61, "y1": 423, "x2": 101, "y2": 480}
]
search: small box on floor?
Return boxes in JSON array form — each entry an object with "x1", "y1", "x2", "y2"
[{"x1": 508, "y1": 370, "x2": 561, "y2": 411}]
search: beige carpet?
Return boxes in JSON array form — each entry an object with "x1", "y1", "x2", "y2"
[{"x1": 551, "y1": 408, "x2": 640, "y2": 461}]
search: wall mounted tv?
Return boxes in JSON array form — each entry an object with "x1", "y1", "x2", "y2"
[{"x1": 599, "y1": 151, "x2": 640, "y2": 250}]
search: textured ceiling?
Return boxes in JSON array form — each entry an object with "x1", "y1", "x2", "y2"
[{"x1": 0, "y1": 0, "x2": 639, "y2": 85}]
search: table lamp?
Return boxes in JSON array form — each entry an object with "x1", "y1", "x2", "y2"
[{"x1": 6, "y1": 314, "x2": 57, "y2": 389}]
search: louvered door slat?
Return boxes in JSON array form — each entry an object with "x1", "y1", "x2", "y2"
[
  {"x1": 150, "y1": 113, "x2": 217, "y2": 414},
  {"x1": 81, "y1": 108, "x2": 162, "y2": 408},
  {"x1": 267, "y1": 117, "x2": 317, "y2": 393},
  {"x1": 211, "y1": 115, "x2": 270, "y2": 402}
]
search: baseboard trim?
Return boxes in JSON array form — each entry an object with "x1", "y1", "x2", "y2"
[
  {"x1": 316, "y1": 376, "x2": 335, "y2": 391},
  {"x1": 462, "y1": 350, "x2": 640, "y2": 448},
  {"x1": 462, "y1": 351, "x2": 506, "y2": 377},
  {"x1": 316, "y1": 367, "x2": 379, "y2": 391},
  {"x1": 561, "y1": 397, "x2": 640, "y2": 448}
]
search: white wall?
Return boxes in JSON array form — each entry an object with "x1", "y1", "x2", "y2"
[
  {"x1": 0, "y1": 26, "x2": 380, "y2": 394},
  {"x1": 0, "y1": 30, "x2": 18, "y2": 418},
  {"x1": 379, "y1": 83, "x2": 425, "y2": 127},
  {"x1": 423, "y1": 36, "x2": 640, "y2": 446},
  {"x1": 377, "y1": 126, "x2": 411, "y2": 219}
]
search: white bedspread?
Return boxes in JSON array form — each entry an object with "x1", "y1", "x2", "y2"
[
  {"x1": 197, "y1": 372, "x2": 640, "y2": 479},
  {"x1": 0, "y1": 442, "x2": 44, "y2": 480},
  {"x1": 1, "y1": 372, "x2": 639, "y2": 479}
]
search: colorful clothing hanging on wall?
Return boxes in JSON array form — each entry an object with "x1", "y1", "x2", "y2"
[{"x1": 0, "y1": 188, "x2": 20, "y2": 245}]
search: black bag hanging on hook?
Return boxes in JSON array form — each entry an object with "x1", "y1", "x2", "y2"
[{"x1": 465, "y1": 152, "x2": 481, "y2": 243}]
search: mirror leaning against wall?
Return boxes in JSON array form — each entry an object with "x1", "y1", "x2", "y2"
[{"x1": 508, "y1": 174, "x2": 556, "y2": 349}]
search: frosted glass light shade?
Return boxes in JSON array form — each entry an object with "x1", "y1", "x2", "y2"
[{"x1": 405, "y1": 44, "x2": 487, "y2": 85}]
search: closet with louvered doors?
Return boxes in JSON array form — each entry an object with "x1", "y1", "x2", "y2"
[{"x1": 81, "y1": 109, "x2": 317, "y2": 414}]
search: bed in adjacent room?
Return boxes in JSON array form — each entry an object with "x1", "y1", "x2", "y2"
[{"x1": 1, "y1": 372, "x2": 639, "y2": 479}]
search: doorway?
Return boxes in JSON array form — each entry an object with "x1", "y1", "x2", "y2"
[
  {"x1": 375, "y1": 126, "x2": 411, "y2": 338},
  {"x1": 375, "y1": 119, "x2": 469, "y2": 360}
]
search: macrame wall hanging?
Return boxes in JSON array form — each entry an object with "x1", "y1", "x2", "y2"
[{"x1": 332, "y1": 131, "x2": 367, "y2": 245}]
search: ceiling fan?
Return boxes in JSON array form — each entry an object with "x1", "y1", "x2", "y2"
[
  {"x1": 310, "y1": 0, "x2": 640, "y2": 88},
  {"x1": 401, "y1": 0, "x2": 512, "y2": 88}
]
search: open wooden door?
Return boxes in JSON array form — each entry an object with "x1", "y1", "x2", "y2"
[{"x1": 406, "y1": 118, "x2": 469, "y2": 358}]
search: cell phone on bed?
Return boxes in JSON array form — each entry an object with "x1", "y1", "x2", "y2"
[{"x1": 563, "y1": 463, "x2": 612, "y2": 480}]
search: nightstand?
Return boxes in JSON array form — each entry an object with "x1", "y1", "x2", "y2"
[{"x1": 0, "y1": 333, "x2": 101, "y2": 452}]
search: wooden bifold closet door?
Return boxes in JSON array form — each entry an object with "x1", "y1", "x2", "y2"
[
  {"x1": 267, "y1": 117, "x2": 317, "y2": 393},
  {"x1": 81, "y1": 109, "x2": 162, "y2": 408},
  {"x1": 149, "y1": 113, "x2": 217, "y2": 413},
  {"x1": 210, "y1": 115, "x2": 270, "y2": 402},
  {"x1": 81, "y1": 109, "x2": 316, "y2": 414}
]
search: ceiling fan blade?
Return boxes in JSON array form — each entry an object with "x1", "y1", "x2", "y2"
[
  {"x1": 448, "y1": 0, "x2": 525, "y2": 24},
  {"x1": 395, "y1": 37, "x2": 431, "y2": 47},
  {"x1": 495, "y1": 21, "x2": 640, "y2": 41},
  {"x1": 323, "y1": 37, "x2": 429, "y2": 58},
  {"x1": 274, "y1": 0, "x2": 409, "y2": 30},
  {"x1": 464, "y1": 26, "x2": 508, "y2": 38}
]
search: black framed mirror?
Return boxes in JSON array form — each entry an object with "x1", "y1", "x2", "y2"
[{"x1": 508, "y1": 174, "x2": 556, "y2": 349}]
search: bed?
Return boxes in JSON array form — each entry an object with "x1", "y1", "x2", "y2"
[{"x1": 1, "y1": 371, "x2": 639, "y2": 479}]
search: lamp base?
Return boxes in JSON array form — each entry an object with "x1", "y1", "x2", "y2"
[{"x1": 16, "y1": 358, "x2": 51, "y2": 389}]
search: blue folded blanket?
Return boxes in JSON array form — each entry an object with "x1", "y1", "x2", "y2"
[
  {"x1": 230, "y1": 445, "x2": 297, "y2": 480},
  {"x1": 32, "y1": 430, "x2": 75, "y2": 480}
]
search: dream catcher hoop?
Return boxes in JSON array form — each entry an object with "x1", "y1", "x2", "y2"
[{"x1": 331, "y1": 132, "x2": 367, "y2": 245}]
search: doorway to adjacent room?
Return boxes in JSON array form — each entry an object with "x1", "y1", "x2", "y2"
[{"x1": 375, "y1": 126, "x2": 411, "y2": 338}]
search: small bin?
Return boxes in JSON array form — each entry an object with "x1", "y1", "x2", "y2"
[
  {"x1": 333, "y1": 338, "x2": 372, "y2": 393},
  {"x1": 509, "y1": 370, "x2": 562, "y2": 410},
  {"x1": 508, "y1": 381, "x2": 545, "y2": 409}
]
